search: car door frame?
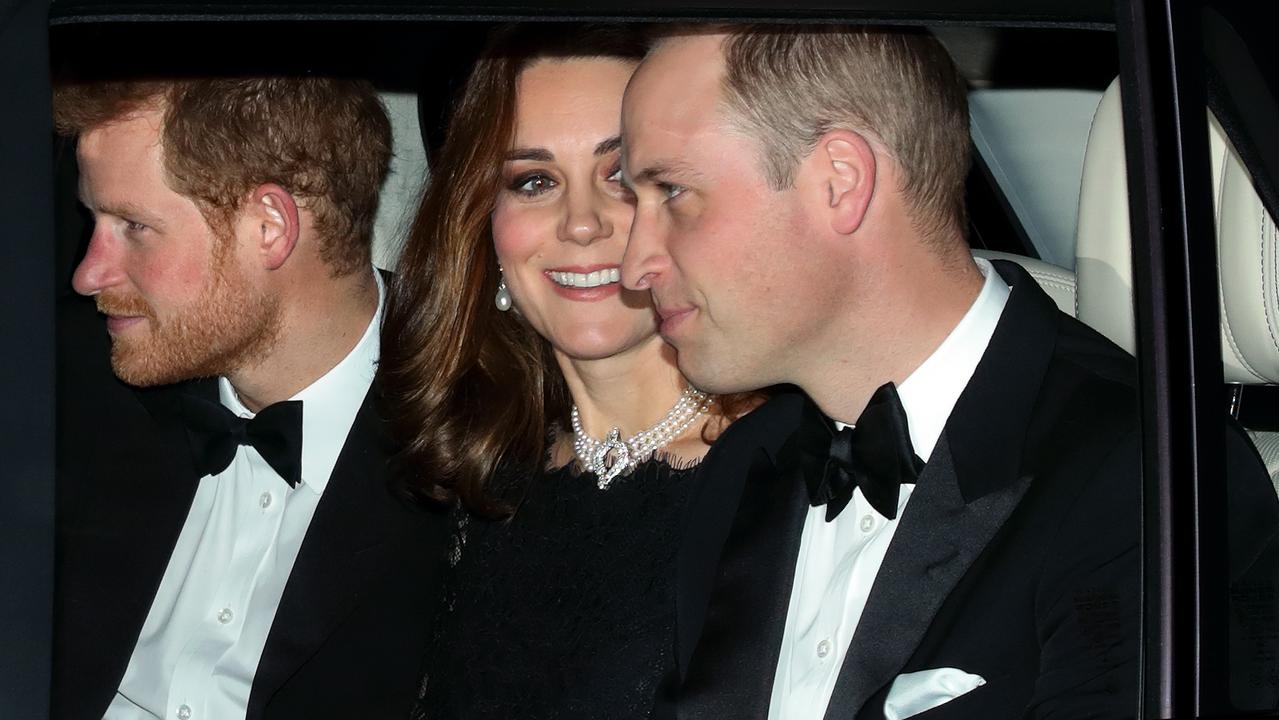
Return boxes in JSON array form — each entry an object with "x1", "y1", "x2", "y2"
[{"x1": 0, "y1": 0, "x2": 1245, "y2": 717}]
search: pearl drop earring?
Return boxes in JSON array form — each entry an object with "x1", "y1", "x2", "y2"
[{"x1": 495, "y1": 270, "x2": 512, "y2": 312}]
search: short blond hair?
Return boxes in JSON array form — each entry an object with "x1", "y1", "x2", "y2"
[{"x1": 710, "y1": 25, "x2": 970, "y2": 241}]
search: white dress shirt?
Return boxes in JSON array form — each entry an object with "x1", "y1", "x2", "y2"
[
  {"x1": 107, "y1": 270, "x2": 384, "y2": 720},
  {"x1": 767, "y1": 258, "x2": 1010, "y2": 720}
]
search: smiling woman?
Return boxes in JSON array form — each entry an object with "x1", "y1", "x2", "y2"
[
  {"x1": 379, "y1": 22, "x2": 760, "y2": 719},
  {"x1": 492, "y1": 57, "x2": 656, "y2": 362},
  {"x1": 23, "y1": 2, "x2": 1279, "y2": 717}
]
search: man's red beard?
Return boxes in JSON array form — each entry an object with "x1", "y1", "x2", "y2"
[{"x1": 96, "y1": 249, "x2": 281, "y2": 387}]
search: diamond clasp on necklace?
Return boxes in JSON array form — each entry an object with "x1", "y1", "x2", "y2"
[
  {"x1": 571, "y1": 387, "x2": 713, "y2": 490},
  {"x1": 592, "y1": 428, "x2": 630, "y2": 489}
]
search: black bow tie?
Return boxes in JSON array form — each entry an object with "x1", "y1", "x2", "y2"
[
  {"x1": 778, "y1": 383, "x2": 924, "y2": 522},
  {"x1": 179, "y1": 393, "x2": 305, "y2": 488}
]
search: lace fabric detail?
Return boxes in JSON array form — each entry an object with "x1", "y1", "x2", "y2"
[{"x1": 412, "y1": 455, "x2": 698, "y2": 720}]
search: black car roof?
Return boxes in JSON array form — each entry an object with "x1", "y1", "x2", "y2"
[{"x1": 49, "y1": 0, "x2": 1115, "y2": 29}]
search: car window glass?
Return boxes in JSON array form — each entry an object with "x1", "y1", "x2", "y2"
[
  {"x1": 1196, "y1": 2, "x2": 1279, "y2": 713},
  {"x1": 937, "y1": 27, "x2": 1116, "y2": 267}
]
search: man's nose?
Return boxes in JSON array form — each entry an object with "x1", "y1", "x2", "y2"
[
  {"x1": 621, "y1": 204, "x2": 669, "y2": 291},
  {"x1": 71, "y1": 225, "x2": 123, "y2": 296}
]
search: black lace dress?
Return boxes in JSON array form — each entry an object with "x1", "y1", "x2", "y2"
[{"x1": 411, "y1": 455, "x2": 698, "y2": 720}]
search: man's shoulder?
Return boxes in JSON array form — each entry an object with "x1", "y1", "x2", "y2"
[
  {"x1": 1020, "y1": 310, "x2": 1141, "y2": 472},
  {"x1": 1050, "y1": 310, "x2": 1139, "y2": 397}
]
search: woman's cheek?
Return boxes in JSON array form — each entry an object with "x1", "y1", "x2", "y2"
[{"x1": 491, "y1": 200, "x2": 547, "y2": 260}]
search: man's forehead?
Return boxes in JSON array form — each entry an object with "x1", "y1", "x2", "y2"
[
  {"x1": 649, "y1": 31, "x2": 727, "y2": 62},
  {"x1": 625, "y1": 35, "x2": 726, "y2": 135},
  {"x1": 631, "y1": 32, "x2": 725, "y2": 100},
  {"x1": 76, "y1": 110, "x2": 173, "y2": 210},
  {"x1": 78, "y1": 109, "x2": 164, "y2": 160}
]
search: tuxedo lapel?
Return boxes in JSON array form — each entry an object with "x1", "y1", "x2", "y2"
[
  {"x1": 110, "y1": 379, "x2": 216, "y2": 625},
  {"x1": 822, "y1": 437, "x2": 1032, "y2": 719},
  {"x1": 55, "y1": 374, "x2": 213, "y2": 715},
  {"x1": 678, "y1": 453, "x2": 808, "y2": 719},
  {"x1": 665, "y1": 392, "x2": 809, "y2": 719},
  {"x1": 824, "y1": 260, "x2": 1060, "y2": 719},
  {"x1": 247, "y1": 387, "x2": 402, "y2": 717}
]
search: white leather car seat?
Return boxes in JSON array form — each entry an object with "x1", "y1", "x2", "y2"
[
  {"x1": 972, "y1": 249, "x2": 1078, "y2": 317},
  {"x1": 372, "y1": 91, "x2": 430, "y2": 271},
  {"x1": 1073, "y1": 78, "x2": 1279, "y2": 493}
]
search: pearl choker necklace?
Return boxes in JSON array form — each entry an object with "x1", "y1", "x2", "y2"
[{"x1": 572, "y1": 387, "x2": 713, "y2": 489}]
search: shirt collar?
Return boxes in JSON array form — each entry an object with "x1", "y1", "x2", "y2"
[
  {"x1": 892, "y1": 256, "x2": 1009, "y2": 463},
  {"x1": 219, "y1": 268, "x2": 385, "y2": 493}
]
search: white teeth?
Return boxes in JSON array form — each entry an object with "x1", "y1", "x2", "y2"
[{"x1": 550, "y1": 268, "x2": 621, "y2": 288}]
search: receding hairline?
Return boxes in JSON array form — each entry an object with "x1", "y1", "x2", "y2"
[{"x1": 644, "y1": 23, "x2": 734, "y2": 51}]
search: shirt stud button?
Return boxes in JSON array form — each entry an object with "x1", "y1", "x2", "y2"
[
  {"x1": 259, "y1": 492, "x2": 273, "y2": 509},
  {"x1": 817, "y1": 639, "x2": 832, "y2": 658},
  {"x1": 177, "y1": 704, "x2": 192, "y2": 720},
  {"x1": 860, "y1": 514, "x2": 875, "y2": 532},
  {"x1": 217, "y1": 607, "x2": 234, "y2": 624}
]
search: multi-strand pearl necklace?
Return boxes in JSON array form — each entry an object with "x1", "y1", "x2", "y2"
[{"x1": 572, "y1": 387, "x2": 713, "y2": 489}]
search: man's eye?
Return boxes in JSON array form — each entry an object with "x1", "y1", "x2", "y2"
[
  {"x1": 659, "y1": 182, "x2": 686, "y2": 201},
  {"x1": 511, "y1": 173, "x2": 557, "y2": 197},
  {"x1": 123, "y1": 220, "x2": 148, "y2": 235},
  {"x1": 605, "y1": 165, "x2": 624, "y2": 184}
]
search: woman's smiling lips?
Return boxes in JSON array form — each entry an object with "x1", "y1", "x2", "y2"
[{"x1": 545, "y1": 265, "x2": 623, "y2": 301}]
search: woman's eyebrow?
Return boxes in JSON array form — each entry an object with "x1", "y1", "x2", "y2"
[
  {"x1": 505, "y1": 147, "x2": 554, "y2": 162},
  {"x1": 594, "y1": 136, "x2": 622, "y2": 156}
]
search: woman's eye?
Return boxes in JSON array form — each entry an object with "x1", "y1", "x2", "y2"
[
  {"x1": 605, "y1": 165, "x2": 624, "y2": 184},
  {"x1": 511, "y1": 173, "x2": 557, "y2": 197}
]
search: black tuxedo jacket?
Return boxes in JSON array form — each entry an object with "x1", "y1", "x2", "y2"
[
  {"x1": 661, "y1": 260, "x2": 1279, "y2": 719},
  {"x1": 52, "y1": 295, "x2": 448, "y2": 720}
]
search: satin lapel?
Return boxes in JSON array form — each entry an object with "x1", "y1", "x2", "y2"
[
  {"x1": 824, "y1": 260, "x2": 1061, "y2": 719},
  {"x1": 113, "y1": 379, "x2": 215, "y2": 622},
  {"x1": 112, "y1": 382, "x2": 212, "y2": 630},
  {"x1": 822, "y1": 437, "x2": 1031, "y2": 719},
  {"x1": 672, "y1": 392, "x2": 809, "y2": 720},
  {"x1": 247, "y1": 388, "x2": 400, "y2": 717},
  {"x1": 59, "y1": 377, "x2": 211, "y2": 711}
]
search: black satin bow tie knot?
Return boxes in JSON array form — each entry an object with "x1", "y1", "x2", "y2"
[
  {"x1": 780, "y1": 383, "x2": 924, "y2": 522},
  {"x1": 179, "y1": 394, "x2": 305, "y2": 488}
]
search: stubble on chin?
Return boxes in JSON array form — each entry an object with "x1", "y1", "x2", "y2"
[{"x1": 99, "y1": 260, "x2": 282, "y2": 388}]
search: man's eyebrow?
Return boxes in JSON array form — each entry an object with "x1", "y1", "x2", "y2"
[
  {"x1": 629, "y1": 160, "x2": 703, "y2": 185},
  {"x1": 91, "y1": 199, "x2": 163, "y2": 227},
  {"x1": 594, "y1": 136, "x2": 622, "y2": 156},
  {"x1": 505, "y1": 147, "x2": 554, "y2": 162}
]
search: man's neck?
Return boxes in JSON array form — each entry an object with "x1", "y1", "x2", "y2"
[
  {"x1": 804, "y1": 254, "x2": 985, "y2": 425},
  {"x1": 227, "y1": 268, "x2": 380, "y2": 412}
]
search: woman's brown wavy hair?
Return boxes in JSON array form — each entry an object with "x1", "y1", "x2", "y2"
[{"x1": 381, "y1": 24, "x2": 651, "y2": 516}]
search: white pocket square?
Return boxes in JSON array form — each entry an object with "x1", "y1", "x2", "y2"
[{"x1": 883, "y1": 667, "x2": 987, "y2": 720}]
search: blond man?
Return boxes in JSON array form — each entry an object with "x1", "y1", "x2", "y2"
[{"x1": 620, "y1": 26, "x2": 1278, "y2": 719}]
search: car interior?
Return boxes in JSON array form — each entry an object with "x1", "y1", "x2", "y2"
[
  {"x1": 299, "y1": 21, "x2": 1279, "y2": 494},
  {"x1": 9, "y1": 1, "x2": 1275, "y2": 715}
]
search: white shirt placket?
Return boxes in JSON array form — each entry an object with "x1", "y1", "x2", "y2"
[{"x1": 164, "y1": 449, "x2": 291, "y2": 720}]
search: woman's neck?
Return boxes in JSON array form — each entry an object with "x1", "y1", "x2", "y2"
[
  {"x1": 557, "y1": 336, "x2": 689, "y2": 438},
  {"x1": 550, "y1": 337, "x2": 717, "y2": 470}
]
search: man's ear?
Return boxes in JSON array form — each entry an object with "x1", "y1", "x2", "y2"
[
  {"x1": 247, "y1": 183, "x2": 300, "y2": 271},
  {"x1": 815, "y1": 129, "x2": 877, "y2": 236}
]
